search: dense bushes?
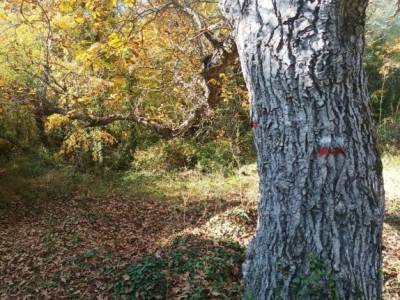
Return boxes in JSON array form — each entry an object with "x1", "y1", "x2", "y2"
[
  {"x1": 133, "y1": 138, "x2": 254, "y2": 173},
  {"x1": 378, "y1": 113, "x2": 400, "y2": 154},
  {"x1": 133, "y1": 139, "x2": 197, "y2": 171},
  {"x1": 365, "y1": 1, "x2": 400, "y2": 120}
]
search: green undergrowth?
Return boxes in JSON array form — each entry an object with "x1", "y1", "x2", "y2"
[
  {"x1": 0, "y1": 154, "x2": 98, "y2": 212},
  {"x1": 39, "y1": 234, "x2": 245, "y2": 299},
  {"x1": 112, "y1": 234, "x2": 245, "y2": 300},
  {"x1": 0, "y1": 152, "x2": 257, "y2": 215},
  {"x1": 1, "y1": 152, "x2": 399, "y2": 299}
]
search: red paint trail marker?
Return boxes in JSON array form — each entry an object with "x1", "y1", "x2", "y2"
[
  {"x1": 251, "y1": 122, "x2": 258, "y2": 129},
  {"x1": 317, "y1": 147, "x2": 346, "y2": 157},
  {"x1": 318, "y1": 148, "x2": 331, "y2": 157},
  {"x1": 331, "y1": 147, "x2": 346, "y2": 156}
]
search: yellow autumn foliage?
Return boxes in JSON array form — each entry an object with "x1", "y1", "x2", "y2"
[{"x1": 45, "y1": 114, "x2": 70, "y2": 134}]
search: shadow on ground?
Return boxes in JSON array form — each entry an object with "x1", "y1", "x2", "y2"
[
  {"x1": 385, "y1": 213, "x2": 400, "y2": 232},
  {"x1": 112, "y1": 234, "x2": 245, "y2": 300},
  {"x1": 1, "y1": 164, "x2": 399, "y2": 299},
  {"x1": 0, "y1": 168, "x2": 254, "y2": 299}
]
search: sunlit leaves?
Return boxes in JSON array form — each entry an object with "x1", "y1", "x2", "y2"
[
  {"x1": 0, "y1": 0, "x2": 233, "y2": 163},
  {"x1": 365, "y1": 0, "x2": 400, "y2": 119},
  {"x1": 0, "y1": 11, "x2": 8, "y2": 20},
  {"x1": 54, "y1": 14, "x2": 78, "y2": 30},
  {"x1": 45, "y1": 114, "x2": 70, "y2": 134},
  {"x1": 107, "y1": 32, "x2": 124, "y2": 49},
  {"x1": 60, "y1": 128, "x2": 117, "y2": 163},
  {"x1": 58, "y1": 0, "x2": 76, "y2": 13}
]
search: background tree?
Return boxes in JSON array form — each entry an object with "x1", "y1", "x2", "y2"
[
  {"x1": 365, "y1": 0, "x2": 400, "y2": 153},
  {"x1": 1, "y1": 0, "x2": 398, "y2": 171},
  {"x1": 0, "y1": 0, "x2": 250, "y2": 169}
]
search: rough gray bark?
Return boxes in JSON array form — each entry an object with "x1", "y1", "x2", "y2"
[{"x1": 220, "y1": 0, "x2": 385, "y2": 299}]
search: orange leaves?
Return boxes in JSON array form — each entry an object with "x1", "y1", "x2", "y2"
[{"x1": 111, "y1": 76, "x2": 126, "y2": 87}]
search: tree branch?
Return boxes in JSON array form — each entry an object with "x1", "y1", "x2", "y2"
[
  {"x1": 59, "y1": 37, "x2": 238, "y2": 139},
  {"x1": 44, "y1": 103, "x2": 209, "y2": 139},
  {"x1": 200, "y1": 37, "x2": 238, "y2": 108}
]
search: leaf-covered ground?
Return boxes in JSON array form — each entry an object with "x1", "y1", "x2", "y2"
[{"x1": 0, "y1": 160, "x2": 399, "y2": 299}]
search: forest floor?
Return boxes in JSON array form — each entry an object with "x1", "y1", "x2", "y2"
[{"x1": 0, "y1": 157, "x2": 399, "y2": 299}]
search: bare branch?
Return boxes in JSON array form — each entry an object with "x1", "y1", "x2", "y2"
[
  {"x1": 171, "y1": 0, "x2": 221, "y2": 48},
  {"x1": 200, "y1": 37, "x2": 237, "y2": 108}
]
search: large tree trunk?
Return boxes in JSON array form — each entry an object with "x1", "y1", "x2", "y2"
[{"x1": 220, "y1": 0, "x2": 385, "y2": 299}]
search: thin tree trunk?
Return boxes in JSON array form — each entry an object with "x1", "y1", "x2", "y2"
[{"x1": 220, "y1": 0, "x2": 385, "y2": 299}]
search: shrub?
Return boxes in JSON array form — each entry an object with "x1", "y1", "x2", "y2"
[
  {"x1": 378, "y1": 113, "x2": 400, "y2": 154},
  {"x1": 134, "y1": 139, "x2": 197, "y2": 171},
  {"x1": 196, "y1": 141, "x2": 236, "y2": 173},
  {"x1": 58, "y1": 128, "x2": 118, "y2": 169},
  {"x1": 0, "y1": 138, "x2": 13, "y2": 159}
]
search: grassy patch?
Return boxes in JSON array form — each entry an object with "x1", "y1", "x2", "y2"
[
  {"x1": 0, "y1": 156, "x2": 250, "y2": 216},
  {"x1": 0, "y1": 155, "x2": 399, "y2": 299}
]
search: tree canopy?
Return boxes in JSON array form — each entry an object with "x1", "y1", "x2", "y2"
[{"x1": 0, "y1": 0, "x2": 399, "y2": 166}]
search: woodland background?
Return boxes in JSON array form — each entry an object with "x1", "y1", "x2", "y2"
[{"x1": 0, "y1": 0, "x2": 399, "y2": 299}]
